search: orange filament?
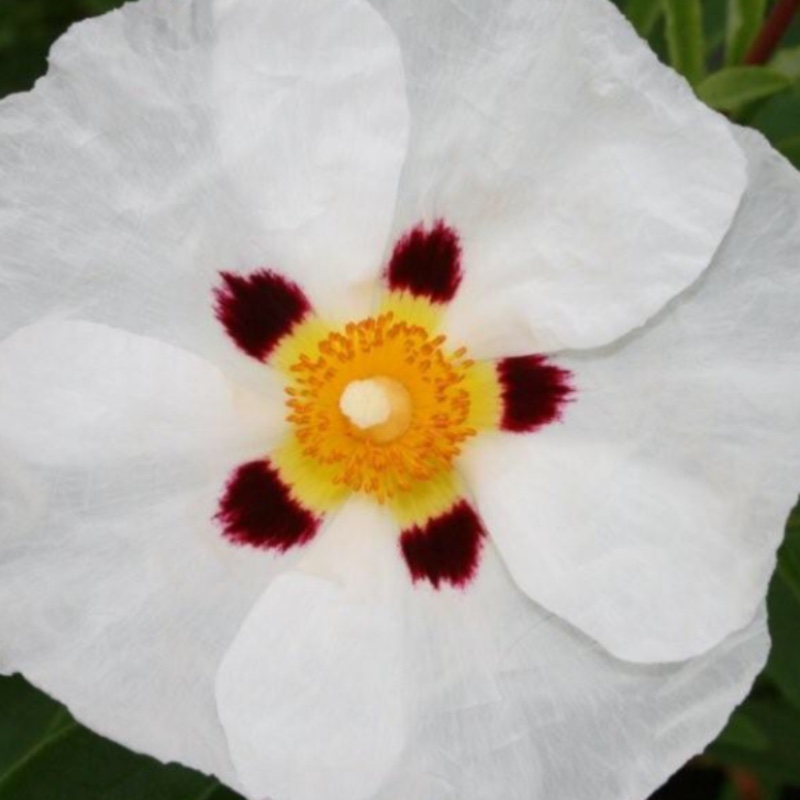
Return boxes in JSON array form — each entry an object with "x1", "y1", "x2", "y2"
[{"x1": 285, "y1": 312, "x2": 478, "y2": 502}]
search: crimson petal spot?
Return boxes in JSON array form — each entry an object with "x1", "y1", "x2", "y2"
[
  {"x1": 216, "y1": 460, "x2": 320, "y2": 552},
  {"x1": 386, "y1": 220, "x2": 463, "y2": 303},
  {"x1": 214, "y1": 269, "x2": 311, "y2": 361},
  {"x1": 497, "y1": 355, "x2": 574, "y2": 433},
  {"x1": 400, "y1": 500, "x2": 486, "y2": 589}
]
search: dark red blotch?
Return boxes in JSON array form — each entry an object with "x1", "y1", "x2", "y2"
[
  {"x1": 400, "y1": 501, "x2": 486, "y2": 589},
  {"x1": 214, "y1": 269, "x2": 311, "y2": 361},
  {"x1": 216, "y1": 460, "x2": 320, "y2": 553},
  {"x1": 498, "y1": 355, "x2": 574, "y2": 433},
  {"x1": 386, "y1": 221, "x2": 463, "y2": 303}
]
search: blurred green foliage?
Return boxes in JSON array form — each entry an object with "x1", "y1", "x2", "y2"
[
  {"x1": 611, "y1": 0, "x2": 800, "y2": 170},
  {"x1": 1, "y1": 1, "x2": 800, "y2": 799},
  {"x1": 0, "y1": 0, "x2": 124, "y2": 96}
]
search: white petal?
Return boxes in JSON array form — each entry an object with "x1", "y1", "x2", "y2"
[
  {"x1": 0, "y1": 320, "x2": 283, "y2": 466},
  {"x1": 372, "y1": 546, "x2": 768, "y2": 800},
  {"x1": 0, "y1": 0, "x2": 408, "y2": 384},
  {"x1": 369, "y1": 0, "x2": 745, "y2": 355},
  {"x1": 462, "y1": 129, "x2": 800, "y2": 662},
  {"x1": 216, "y1": 500, "x2": 408, "y2": 800},
  {"x1": 220, "y1": 539, "x2": 768, "y2": 800},
  {"x1": 0, "y1": 321, "x2": 291, "y2": 786}
]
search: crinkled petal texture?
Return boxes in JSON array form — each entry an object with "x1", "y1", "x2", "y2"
[
  {"x1": 0, "y1": 321, "x2": 289, "y2": 789},
  {"x1": 216, "y1": 501, "x2": 409, "y2": 800},
  {"x1": 0, "y1": 0, "x2": 792, "y2": 798},
  {"x1": 0, "y1": 0, "x2": 408, "y2": 772},
  {"x1": 0, "y1": 0, "x2": 408, "y2": 385},
  {"x1": 463, "y1": 130, "x2": 800, "y2": 663},
  {"x1": 217, "y1": 508, "x2": 768, "y2": 800},
  {"x1": 369, "y1": 0, "x2": 746, "y2": 357}
]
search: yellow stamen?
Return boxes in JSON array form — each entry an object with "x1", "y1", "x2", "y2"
[{"x1": 284, "y1": 310, "x2": 496, "y2": 503}]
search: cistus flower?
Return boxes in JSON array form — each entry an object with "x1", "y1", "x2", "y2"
[{"x1": 1, "y1": 0, "x2": 800, "y2": 798}]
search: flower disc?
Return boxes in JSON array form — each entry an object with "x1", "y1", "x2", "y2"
[{"x1": 285, "y1": 312, "x2": 483, "y2": 502}]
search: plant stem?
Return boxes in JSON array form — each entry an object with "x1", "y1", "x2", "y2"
[{"x1": 745, "y1": 0, "x2": 800, "y2": 65}]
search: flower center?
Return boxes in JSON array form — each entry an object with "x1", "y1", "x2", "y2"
[
  {"x1": 285, "y1": 312, "x2": 478, "y2": 502},
  {"x1": 339, "y1": 377, "x2": 412, "y2": 443}
]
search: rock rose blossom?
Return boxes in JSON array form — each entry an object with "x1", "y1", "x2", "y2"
[{"x1": 2, "y1": 0, "x2": 800, "y2": 798}]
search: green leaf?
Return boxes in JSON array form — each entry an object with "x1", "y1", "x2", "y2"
[
  {"x1": 709, "y1": 699, "x2": 800, "y2": 785},
  {"x1": 750, "y1": 84, "x2": 800, "y2": 143},
  {"x1": 0, "y1": 0, "x2": 129, "y2": 97},
  {"x1": 771, "y1": 44, "x2": 800, "y2": 80},
  {"x1": 766, "y1": 570, "x2": 800, "y2": 713},
  {"x1": 781, "y1": 505, "x2": 800, "y2": 596},
  {"x1": 625, "y1": 0, "x2": 664, "y2": 39},
  {"x1": 725, "y1": 0, "x2": 767, "y2": 66},
  {"x1": 777, "y1": 136, "x2": 800, "y2": 169},
  {"x1": 764, "y1": 505, "x2": 800, "y2": 710},
  {"x1": 0, "y1": 675, "x2": 243, "y2": 800},
  {"x1": 714, "y1": 710, "x2": 769, "y2": 752},
  {"x1": 695, "y1": 66, "x2": 791, "y2": 111},
  {"x1": 0, "y1": 676, "x2": 75, "y2": 783},
  {"x1": 703, "y1": 0, "x2": 729, "y2": 54},
  {"x1": 718, "y1": 783, "x2": 741, "y2": 800},
  {"x1": 663, "y1": 0, "x2": 706, "y2": 85}
]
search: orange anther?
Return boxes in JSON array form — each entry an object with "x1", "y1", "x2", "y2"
[{"x1": 283, "y1": 308, "x2": 481, "y2": 500}]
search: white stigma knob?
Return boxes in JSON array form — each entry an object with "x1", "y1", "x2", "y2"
[{"x1": 340, "y1": 379, "x2": 392, "y2": 429}]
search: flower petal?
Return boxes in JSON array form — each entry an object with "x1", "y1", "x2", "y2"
[
  {"x1": 400, "y1": 499, "x2": 486, "y2": 589},
  {"x1": 222, "y1": 538, "x2": 768, "y2": 800},
  {"x1": 369, "y1": 0, "x2": 746, "y2": 355},
  {"x1": 216, "y1": 459, "x2": 322, "y2": 552},
  {"x1": 384, "y1": 221, "x2": 463, "y2": 304},
  {"x1": 495, "y1": 355, "x2": 574, "y2": 433},
  {"x1": 216, "y1": 500, "x2": 407, "y2": 800},
  {"x1": 0, "y1": 0, "x2": 408, "y2": 383},
  {"x1": 214, "y1": 270, "x2": 313, "y2": 363},
  {"x1": 462, "y1": 129, "x2": 800, "y2": 662},
  {"x1": 380, "y1": 545, "x2": 768, "y2": 800},
  {"x1": 0, "y1": 320, "x2": 284, "y2": 466},
  {"x1": 0, "y1": 321, "x2": 291, "y2": 786}
]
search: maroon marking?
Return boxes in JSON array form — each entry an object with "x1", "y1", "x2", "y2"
[
  {"x1": 400, "y1": 501, "x2": 486, "y2": 589},
  {"x1": 216, "y1": 460, "x2": 320, "y2": 552},
  {"x1": 214, "y1": 269, "x2": 311, "y2": 361},
  {"x1": 497, "y1": 355, "x2": 574, "y2": 433},
  {"x1": 385, "y1": 221, "x2": 463, "y2": 303}
]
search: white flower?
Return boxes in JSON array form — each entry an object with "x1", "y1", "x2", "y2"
[{"x1": 1, "y1": 0, "x2": 799, "y2": 799}]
